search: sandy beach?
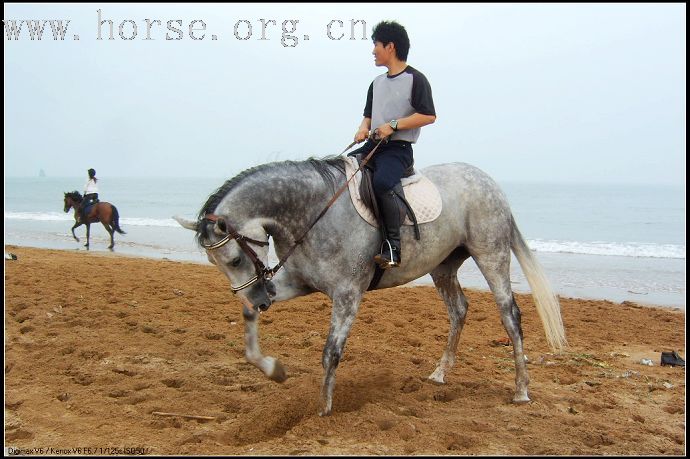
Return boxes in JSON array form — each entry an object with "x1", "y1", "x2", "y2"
[{"x1": 4, "y1": 246, "x2": 686, "y2": 455}]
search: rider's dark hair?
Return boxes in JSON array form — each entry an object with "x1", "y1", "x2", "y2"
[
  {"x1": 88, "y1": 168, "x2": 97, "y2": 183},
  {"x1": 371, "y1": 21, "x2": 410, "y2": 61}
]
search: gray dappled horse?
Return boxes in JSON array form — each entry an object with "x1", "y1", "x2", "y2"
[{"x1": 175, "y1": 158, "x2": 566, "y2": 416}]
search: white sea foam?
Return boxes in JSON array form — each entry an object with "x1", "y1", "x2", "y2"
[
  {"x1": 528, "y1": 239, "x2": 685, "y2": 259},
  {"x1": 5, "y1": 211, "x2": 73, "y2": 222},
  {"x1": 5, "y1": 212, "x2": 180, "y2": 228}
]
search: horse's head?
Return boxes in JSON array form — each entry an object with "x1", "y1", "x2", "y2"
[
  {"x1": 174, "y1": 215, "x2": 275, "y2": 312},
  {"x1": 64, "y1": 191, "x2": 80, "y2": 212}
]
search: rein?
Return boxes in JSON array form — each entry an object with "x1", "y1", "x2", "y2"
[{"x1": 201, "y1": 136, "x2": 386, "y2": 293}]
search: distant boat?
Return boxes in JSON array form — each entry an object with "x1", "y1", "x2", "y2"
[{"x1": 39, "y1": 169, "x2": 46, "y2": 177}]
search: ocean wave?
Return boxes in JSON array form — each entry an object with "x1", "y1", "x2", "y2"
[
  {"x1": 528, "y1": 239, "x2": 685, "y2": 259},
  {"x1": 4, "y1": 212, "x2": 181, "y2": 228}
]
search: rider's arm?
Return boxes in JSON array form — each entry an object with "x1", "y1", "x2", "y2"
[
  {"x1": 354, "y1": 83, "x2": 374, "y2": 142},
  {"x1": 394, "y1": 113, "x2": 436, "y2": 130},
  {"x1": 355, "y1": 117, "x2": 371, "y2": 142}
]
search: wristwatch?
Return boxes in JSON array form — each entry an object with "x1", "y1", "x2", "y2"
[{"x1": 389, "y1": 119, "x2": 398, "y2": 131}]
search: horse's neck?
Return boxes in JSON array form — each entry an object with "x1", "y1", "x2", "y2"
[{"x1": 227, "y1": 167, "x2": 338, "y2": 242}]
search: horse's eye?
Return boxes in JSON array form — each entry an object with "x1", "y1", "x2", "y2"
[{"x1": 231, "y1": 257, "x2": 241, "y2": 267}]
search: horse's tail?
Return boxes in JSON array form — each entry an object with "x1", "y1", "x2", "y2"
[
  {"x1": 111, "y1": 205, "x2": 126, "y2": 234},
  {"x1": 510, "y1": 215, "x2": 566, "y2": 351}
]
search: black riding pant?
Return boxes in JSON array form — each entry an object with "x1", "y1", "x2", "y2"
[
  {"x1": 349, "y1": 139, "x2": 414, "y2": 196},
  {"x1": 81, "y1": 194, "x2": 99, "y2": 216}
]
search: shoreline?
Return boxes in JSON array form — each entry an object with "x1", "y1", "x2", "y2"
[
  {"x1": 4, "y1": 244, "x2": 684, "y2": 311},
  {"x1": 5, "y1": 211, "x2": 685, "y2": 310}
]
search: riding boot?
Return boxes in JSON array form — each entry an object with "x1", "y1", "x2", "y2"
[
  {"x1": 80, "y1": 196, "x2": 92, "y2": 222},
  {"x1": 373, "y1": 183, "x2": 406, "y2": 269}
]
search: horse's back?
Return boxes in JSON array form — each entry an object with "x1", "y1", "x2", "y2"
[
  {"x1": 373, "y1": 162, "x2": 514, "y2": 289},
  {"x1": 421, "y1": 162, "x2": 512, "y2": 223}
]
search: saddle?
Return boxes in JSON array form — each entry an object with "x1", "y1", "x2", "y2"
[
  {"x1": 80, "y1": 198, "x2": 99, "y2": 220},
  {"x1": 345, "y1": 155, "x2": 443, "y2": 290},
  {"x1": 352, "y1": 153, "x2": 421, "y2": 242},
  {"x1": 344, "y1": 156, "x2": 443, "y2": 230}
]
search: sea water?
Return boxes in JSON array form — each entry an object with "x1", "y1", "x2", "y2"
[{"x1": 4, "y1": 176, "x2": 685, "y2": 308}]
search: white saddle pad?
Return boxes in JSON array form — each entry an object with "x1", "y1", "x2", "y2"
[{"x1": 344, "y1": 156, "x2": 443, "y2": 227}]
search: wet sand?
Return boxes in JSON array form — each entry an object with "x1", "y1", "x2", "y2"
[{"x1": 4, "y1": 246, "x2": 686, "y2": 455}]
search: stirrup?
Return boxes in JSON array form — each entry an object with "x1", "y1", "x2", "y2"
[{"x1": 373, "y1": 240, "x2": 400, "y2": 269}]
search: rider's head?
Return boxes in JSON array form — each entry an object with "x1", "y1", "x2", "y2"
[
  {"x1": 88, "y1": 168, "x2": 96, "y2": 179},
  {"x1": 371, "y1": 21, "x2": 410, "y2": 62}
]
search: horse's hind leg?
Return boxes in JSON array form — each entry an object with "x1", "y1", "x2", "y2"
[
  {"x1": 319, "y1": 287, "x2": 362, "y2": 416},
  {"x1": 103, "y1": 223, "x2": 114, "y2": 250},
  {"x1": 428, "y1": 247, "x2": 470, "y2": 384},
  {"x1": 84, "y1": 224, "x2": 90, "y2": 249},
  {"x1": 473, "y1": 249, "x2": 530, "y2": 403}
]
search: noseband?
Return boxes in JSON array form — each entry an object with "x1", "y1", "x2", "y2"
[{"x1": 201, "y1": 214, "x2": 272, "y2": 293}]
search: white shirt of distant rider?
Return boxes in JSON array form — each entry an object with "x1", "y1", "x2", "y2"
[{"x1": 84, "y1": 178, "x2": 99, "y2": 195}]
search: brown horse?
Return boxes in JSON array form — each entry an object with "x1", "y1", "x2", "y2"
[{"x1": 63, "y1": 191, "x2": 126, "y2": 250}]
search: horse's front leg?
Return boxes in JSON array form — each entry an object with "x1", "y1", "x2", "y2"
[
  {"x1": 71, "y1": 222, "x2": 81, "y2": 242},
  {"x1": 242, "y1": 305, "x2": 287, "y2": 383},
  {"x1": 319, "y1": 288, "x2": 362, "y2": 416}
]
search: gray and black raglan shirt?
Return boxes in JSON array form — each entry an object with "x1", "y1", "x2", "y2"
[{"x1": 363, "y1": 66, "x2": 436, "y2": 143}]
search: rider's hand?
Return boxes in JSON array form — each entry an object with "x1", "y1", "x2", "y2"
[
  {"x1": 374, "y1": 123, "x2": 394, "y2": 140},
  {"x1": 354, "y1": 128, "x2": 370, "y2": 143}
]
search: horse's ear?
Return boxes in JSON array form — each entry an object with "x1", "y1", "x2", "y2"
[{"x1": 172, "y1": 216, "x2": 199, "y2": 232}]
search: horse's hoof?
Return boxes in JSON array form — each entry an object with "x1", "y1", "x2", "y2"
[
  {"x1": 427, "y1": 368, "x2": 446, "y2": 384},
  {"x1": 512, "y1": 395, "x2": 531, "y2": 404},
  {"x1": 268, "y1": 359, "x2": 288, "y2": 383}
]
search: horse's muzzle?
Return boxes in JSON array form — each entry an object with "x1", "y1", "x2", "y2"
[
  {"x1": 246, "y1": 281, "x2": 273, "y2": 313},
  {"x1": 265, "y1": 280, "x2": 277, "y2": 298},
  {"x1": 256, "y1": 302, "x2": 271, "y2": 312}
]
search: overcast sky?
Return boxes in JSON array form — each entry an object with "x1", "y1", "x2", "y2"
[{"x1": 4, "y1": 3, "x2": 686, "y2": 185}]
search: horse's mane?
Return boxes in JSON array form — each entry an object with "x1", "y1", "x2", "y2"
[
  {"x1": 195, "y1": 156, "x2": 346, "y2": 244},
  {"x1": 66, "y1": 190, "x2": 83, "y2": 201}
]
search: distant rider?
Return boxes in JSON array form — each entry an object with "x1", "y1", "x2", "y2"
[{"x1": 81, "y1": 168, "x2": 99, "y2": 220}]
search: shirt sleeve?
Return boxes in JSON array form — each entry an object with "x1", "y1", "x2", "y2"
[
  {"x1": 363, "y1": 82, "x2": 373, "y2": 118},
  {"x1": 411, "y1": 71, "x2": 436, "y2": 116}
]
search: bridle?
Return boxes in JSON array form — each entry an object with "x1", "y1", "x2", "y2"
[
  {"x1": 65, "y1": 195, "x2": 79, "y2": 211},
  {"x1": 201, "y1": 135, "x2": 386, "y2": 294},
  {"x1": 200, "y1": 214, "x2": 272, "y2": 293}
]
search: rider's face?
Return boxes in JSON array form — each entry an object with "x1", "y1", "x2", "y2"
[{"x1": 372, "y1": 41, "x2": 394, "y2": 67}]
